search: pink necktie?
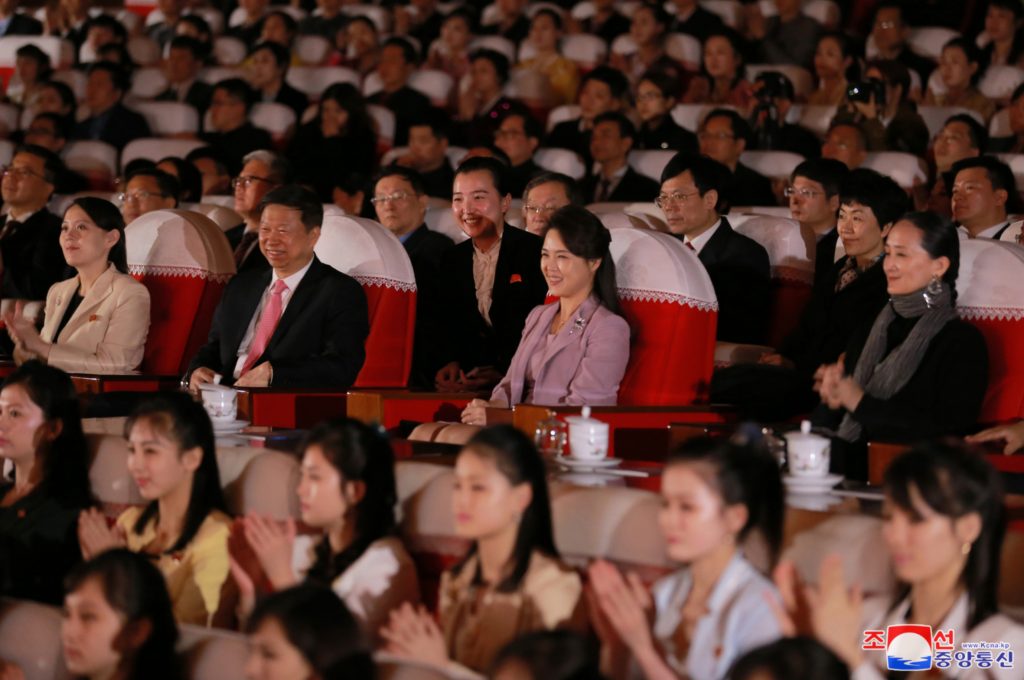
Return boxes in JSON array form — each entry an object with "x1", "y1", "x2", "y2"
[{"x1": 242, "y1": 279, "x2": 287, "y2": 374}]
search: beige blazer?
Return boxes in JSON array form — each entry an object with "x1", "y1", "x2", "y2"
[{"x1": 36, "y1": 264, "x2": 151, "y2": 374}]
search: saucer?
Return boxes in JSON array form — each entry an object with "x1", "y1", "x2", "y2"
[
  {"x1": 783, "y1": 473, "x2": 843, "y2": 494},
  {"x1": 555, "y1": 455, "x2": 623, "y2": 469},
  {"x1": 786, "y1": 493, "x2": 842, "y2": 511},
  {"x1": 212, "y1": 418, "x2": 249, "y2": 433}
]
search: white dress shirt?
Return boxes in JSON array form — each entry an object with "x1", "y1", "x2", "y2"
[{"x1": 957, "y1": 222, "x2": 1009, "y2": 240}]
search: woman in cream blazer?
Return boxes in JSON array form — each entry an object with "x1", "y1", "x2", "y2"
[{"x1": 5, "y1": 197, "x2": 150, "y2": 374}]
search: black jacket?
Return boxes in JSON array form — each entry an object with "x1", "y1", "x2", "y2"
[
  {"x1": 671, "y1": 6, "x2": 723, "y2": 38},
  {"x1": 546, "y1": 118, "x2": 591, "y2": 166},
  {"x1": 697, "y1": 217, "x2": 771, "y2": 344},
  {"x1": 581, "y1": 167, "x2": 660, "y2": 203},
  {"x1": 725, "y1": 162, "x2": 776, "y2": 208},
  {"x1": 637, "y1": 116, "x2": 698, "y2": 153},
  {"x1": 155, "y1": 80, "x2": 214, "y2": 116},
  {"x1": 201, "y1": 122, "x2": 274, "y2": 175},
  {"x1": 813, "y1": 228, "x2": 839, "y2": 291},
  {"x1": 265, "y1": 81, "x2": 309, "y2": 121},
  {"x1": 403, "y1": 224, "x2": 454, "y2": 387},
  {"x1": 224, "y1": 224, "x2": 270, "y2": 274},
  {"x1": 0, "y1": 14, "x2": 43, "y2": 36},
  {"x1": 421, "y1": 160, "x2": 455, "y2": 200},
  {"x1": 0, "y1": 210, "x2": 69, "y2": 301},
  {"x1": 187, "y1": 257, "x2": 369, "y2": 388},
  {"x1": 507, "y1": 159, "x2": 543, "y2": 198},
  {"x1": 579, "y1": 11, "x2": 631, "y2": 44},
  {"x1": 73, "y1": 102, "x2": 151, "y2": 151},
  {"x1": 367, "y1": 86, "x2": 432, "y2": 147},
  {"x1": 439, "y1": 225, "x2": 548, "y2": 372}
]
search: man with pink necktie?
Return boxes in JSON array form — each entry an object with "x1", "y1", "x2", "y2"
[{"x1": 186, "y1": 185, "x2": 368, "y2": 390}]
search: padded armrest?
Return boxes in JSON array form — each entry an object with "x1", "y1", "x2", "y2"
[
  {"x1": 714, "y1": 341, "x2": 776, "y2": 367},
  {"x1": 346, "y1": 390, "x2": 479, "y2": 429},
  {"x1": 70, "y1": 373, "x2": 180, "y2": 395}
]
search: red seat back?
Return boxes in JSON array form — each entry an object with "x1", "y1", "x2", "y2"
[
  {"x1": 957, "y1": 240, "x2": 1024, "y2": 422},
  {"x1": 315, "y1": 215, "x2": 416, "y2": 387},
  {"x1": 126, "y1": 209, "x2": 235, "y2": 375}
]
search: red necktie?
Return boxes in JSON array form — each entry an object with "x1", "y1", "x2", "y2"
[
  {"x1": 685, "y1": 241, "x2": 696, "y2": 251},
  {"x1": 241, "y1": 279, "x2": 287, "y2": 374}
]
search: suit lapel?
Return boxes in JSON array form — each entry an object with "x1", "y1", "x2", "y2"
[
  {"x1": 531, "y1": 297, "x2": 601, "y2": 388},
  {"x1": 264, "y1": 259, "x2": 324, "y2": 355},
  {"x1": 227, "y1": 269, "x2": 272, "y2": 358},
  {"x1": 58, "y1": 266, "x2": 121, "y2": 339},
  {"x1": 491, "y1": 224, "x2": 516, "y2": 315},
  {"x1": 699, "y1": 217, "x2": 732, "y2": 266}
]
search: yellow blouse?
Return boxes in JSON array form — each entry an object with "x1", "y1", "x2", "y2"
[
  {"x1": 516, "y1": 55, "x2": 580, "y2": 107},
  {"x1": 439, "y1": 550, "x2": 585, "y2": 672},
  {"x1": 118, "y1": 507, "x2": 233, "y2": 627}
]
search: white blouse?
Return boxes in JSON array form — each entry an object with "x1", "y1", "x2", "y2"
[
  {"x1": 650, "y1": 552, "x2": 784, "y2": 680},
  {"x1": 292, "y1": 535, "x2": 420, "y2": 640}
]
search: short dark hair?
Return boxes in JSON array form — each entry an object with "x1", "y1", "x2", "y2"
[
  {"x1": 87, "y1": 60, "x2": 131, "y2": 95},
  {"x1": 264, "y1": 9, "x2": 298, "y2": 37},
  {"x1": 524, "y1": 172, "x2": 583, "y2": 205},
  {"x1": 944, "y1": 113, "x2": 988, "y2": 151},
  {"x1": 500, "y1": 104, "x2": 543, "y2": 141},
  {"x1": 991, "y1": 0, "x2": 1024, "y2": 20},
  {"x1": 16, "y1": 44, "x2": 52, "y2": 76},
  {"x1": 185, "y1": 146, "x2": 229, "y2": 176},
  {"x1": 156, "y1": 157, "x2": 203, "y2": 202},
  {"x1": 702, "y1": 107, "x2": 752, "y2": 145},
  {"x1": 259, "y1": 185, "x2": 323, "y2": 231},
  {"x1": 167, "y1": 35, "x2": 207, "y2": 62},
  {"x1": 580, "y1": 66, "x2": 630, "y2": 102},
  {"x1": 839, "y1": 168, "x2": 909, "y2": 229},
  {"x1": 374, "y1": 164, "x2": 426, "y2": 196},
  {"x1": 126, "y1": 168, "x2": 181, "y2": 207},
  {"x1": 14, "y1": 143, "x2": 64, "y2": 187},
  {"x1": 469, "y1": 48, "x2": 510, "y2": 85},
  {"x1": 69, "y1": 197, "x2": 129, "y2": 273},
  {"x1": 455, "y1": 155, "x2": 510, "y2": 196},
  {"x1": 661, "y1": 152, "x2": 732, "y2": 213},
  {"x1": 249, "y1": 41, "x2": 290, "y2": 70},
  {"x1": 31, "y1": 112, "x2": 72, "y2": 141},
  {"x1": 951, "y1": 155, "x2": 1023, "y2": 213},
  {"x1": 409, "y1": 107, "x2": 450, "y2": 141},
  {"x1": 871, "y1": 0, "x2": 906, "y2": 27},
  {"x1": 639, "y1": 67, "x2": 681, "y2": 100},
  {"x1": 382, "y1": 36, "x2": 419, "y2": 66},
  {"x1": 827, "y1": 121, "x2": 869, "y2": 150},
  {"x1": 38, "y1": 79, "x2": 76, "y2": 116},
  {"x1": 213, "y1": 77, "x2": 256, "y2": 111},
  {"x1": 177, "y1": 14, "x2": 212, "y2": 41},
  {"x1": 593, "y1": 111, "x2": 636, "y2": 140},
  {"x1": 728, "y1": 637, "x2": 851, "y2": 680},
  {"x1": 85, "y1": 14, "x2": 128, "y2": 43},
  {"x1": 791, "y1": 158, "x2": 849, "y2": 197}
]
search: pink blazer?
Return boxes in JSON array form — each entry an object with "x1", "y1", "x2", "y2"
[{"x1": 490, "y1": 296, "x2": 631, "y2": 408}]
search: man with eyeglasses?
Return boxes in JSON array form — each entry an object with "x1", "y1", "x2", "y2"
[
  {"x1": 201, "y1": 78, "x2": 273, "y2": 175},
  {"x1": 226, "y1": 150, "x2": 291, "y2": 273},
  {"x1": 869, "y1": 1, "x2": 934, "y2": 88},
  {"x1": 582, "y1": 112, "x2": 660, "y2": 204},
  {"x1": 119, "y1": 168, "x2": 179, "y2": 224},
  {"x1": 657, "y1": 153, "x2": 770, "y2": 344},
  {"x1": 950, "y1": 156, "x2": 1019, "y2": 240},
  {"x1": 372, "y1": 165, "x2": 454, "y2": 387},
  {"x1": 928, "y1": 115, "x2": 985, "y2": 218},
  {"x1": 73, "y1": 61, "x2": 150, "y2": 152},
  {"x1": 786, "y1": 159, "x2": 849, "y2": 289},
  {"x1": 0, "y1": 145, "x2": 67, "y2": 304},
  {"x1": 521, "y1": 172, "x2": 580, "y2": 236},
  {"x1": 698, "y1": 109, "x2": 776, "y2": 208},
  {"x1": 493, "y1": 106, "x2": 543, "y2": 197}
]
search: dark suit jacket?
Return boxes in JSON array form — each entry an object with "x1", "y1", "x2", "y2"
[
  {"x1": 698, "y1": 217, "x2": 771, "y2": 344},
  {"x1": 0, "y1": 210, "x2": 69, "y2": 301},
  {"x1": 479, "y1": 15, "x2": 530, "y2": 44},
  {"x1": 579, "y1": 11, "x2": 631, "y2": 44},
  {"x1": 201, "y1": 122, "x2": 274, "y2": 175},
  {"x1": 367, "y1": 86, "x2": 432, "y2": 147},
  {"x1": 440, "y1": 225, "x2": 548, "y2": 373},
  {"x1": 224, "y1": 224, "x2": 270, "y2": 274},
  {"x1": 403, "y1": 224, "x2": 454, "y2": 387},
  {"x1": 726, "y1": 162, "x2": 776, "y2": 208},
  {"x1": 187, "y1": 257, "x2": 369, "y2": 388},
  {"x1": 637, "y1": 116, "x2": 698, "y2": 153},
  {"x1": 546, "y1": 118, "x2": 590, "y2": 160},
  {"x1": 813, "y1": 228, "x2": 839, "y2": 291},
  {"x1": 421, "y1": 160, "x2": 455, "y2": 200},
  {"x1": 671, "y1": 6, "x2": 723, "y2": 38},
  {"x1": 73, "y1": 103, "x2": 151, "y2": 151},
  {"x1": 0, "y1": 14, "x2": 43, "y2": 36},
  {"x1": 507, "y1": 159, "x2": 542, "y2": 198},
  {"x1": 266, "y1": 82, "x2": 309, "y2": 121},
  {"x1": 582, "y1": 167, "x2": 660, "y2": 203},
  {"x1": 451, "y1": 96, "x2": 515, "y2": 148},
  {"x1": 156, "y1": 80, "x2": 214, "y2": 116}
]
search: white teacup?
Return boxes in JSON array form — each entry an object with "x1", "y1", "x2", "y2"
[
  {"x1": 784, "y1": 421, "x2": 831, "y2": 477},
  {"x1": 565, "y1": 409, "x2": 609, "y2": 461},
  {"x1": 200, "y1": 385, "x2": 237, "y2": 422}
]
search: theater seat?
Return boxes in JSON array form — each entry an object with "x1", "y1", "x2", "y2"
[
  {"x1": 185, "y1": 204, "x2": 244, "y2": 232},
  {"x1": 61, "y1": 140, "x2": 119, "y2": 189},
  {"x1": 739, "y1": 150, "x2": 805, "y2": 181},
  {"x1": 178, "y1": 626, "x2": 248, "y2": 680},
  {"x1": 128, "y1": 66, "x2": 169, "y2": 100},
  {"x1": 795, "y1": 104, "x2": 837, "y2": 138},
  {"x1": 249, "y1": 102, "x2": 297, "y2": 141},
  {"x1": 861, "y1": 152, "x2": 927, "y2": 190},
  {"x1": 980, "y1": 65, "x2": 1024, "y2": 101},
  {"x1": 315, "y1": 215, "x2": 417, "y2": 388},
  {"x1": 294, "y1": 34, "x2": 332, "y2": 65},
  {"x1": 917, "y1": 105, "x2": 981, "y2": 138},
  {"x1": 746, "y1": 64, "x2": 814, "y2": 99},
  {"x1": 131, "y1": 101, "x2": 200, "y2": 136},
  {"x1": 545, "y1": 103, "x2": 581, "y2": 132},
  {"x1": 534, "y1": 147, "x2": 586, "y2": 179},
  {"x1": 467, "y1": 35, "x2": 517, "y2": 64},
  {"x1": 121, "y1": 138, "x2": 206, "y2": 170},
  {"x1": 369, "y1": 104, "x2": 396, "y2": 154},
  {"x1": 783, "y1": 515, "x2": 896, "y2": 597},
  {"x1": 733, "y1": 215, "x2": 815, "y2": 348},
  {"x1": 628, "y1": 149, "x2": 675, "y2": 183},
  {"x1": 907, "y1": 26, "x2": 960, "y2": 60},
  {"x1": 664, "y1": 32, "x2": 702, "y2": 70},
  {"x1": 423, "y1": 206, "x2": 468, "y2": 243},
  {"x1": 670, "y1": 103, "x2": 739, "y2": 132},
  {"x1": 990, "y1": 107, "x2": 1012, "y2": 138},
  {"x1": 286, "y1": 65, "x2": 360, "y2": 99},
  {"x1": 126, "y1": 209, "x2": 235, "y2": 376},
  {"x1": 219, "y1": 448, "x2": 301, "y2": 518},
  {"x1": 956, "y1": 239, "x2": 1024, "y2": 422},
  {"x1": 0, "y1": 600, "x2": 69, "y2": 680}
]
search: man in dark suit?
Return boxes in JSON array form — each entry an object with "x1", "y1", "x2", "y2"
[
  {"x1": 0, "y1": 145, "x2": 68, "y2": 302},
  {"x1": 493, "y1": 106, "x2": 544, "y2": 198},
  {"x1": 658, "y1": 153, "x2": 771, "y2": 344},
  {"x1": 0, "y1": 2, "x2": 43, "y2": 36},
  {"x1": 521, "y1": 172, "x2": 581, "y2": 236},
  {"x1": 367, "y1": 38, "x2": 432, "y2": 148},
  {"x1": 436, "y1": 156, "x2": 548, "y2": 391},
  {"x1": 578, "y1": 0, "x2": 631, "y2": 45},
  {"x1": 582, "y1": 112, "x2": 660, "y2": 203},
  {"x1": 786, "y1": 159, "x2": 849, "y2": 290},
  {"x1": 669, "y1": 0, "x2": 724, "y2": 36},
  {"x1": 699, "y1": 108, "x2": 776, "y2": 207},
  {"x1": 393, "y1": 108, "x2": 455, "y2": 200},
  {"x1": 225, "y1": 149, "x2": 291, "y2": 274},
  {"x1": 478, "y1": 0, "x2": 530, "y2": 44},
  {"x1": 372, "y1": 166, "x2": 454, "y2": 388},
  {"x1": 74, "y1": 62, "x2": 150, "y2": 151},
  {"x1": 951, "y1": 156, "x2": 1020, "y2": 240},
  {"x1": 187, "y1": 185, "x2": 369, "y2": 390},
  {"x1": 201, "y1": 78, "x2": 274, "y2": 175},
  {"x1": 156, "y1": 36, "x2": 213, "y2": 116},
  {"x1": 546, "y1": 66, "x2": 630, "y2": 167},
  {"x1": 247, "y1": 41, "x2": 308, "y2": 121}
]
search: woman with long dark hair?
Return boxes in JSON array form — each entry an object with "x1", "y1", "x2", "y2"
[
  {"x1": 287, "y1": 82, "x2": 377, "y2": 199},
  {"x1": 682, "y1": 30, "x2": 755, "y2": 111},
  {"x1": 382, "y1": 426, "x2": 584, "y2": 674},
  {"x1": 62, "y1": 549, "x2": 182, "y2": 680},
  {"x1": 230, "y1": 418, "x2": 419, "y2": 639},
  {"x1": 814, "y1": 212, "x2": 988, "y2": 479},
  {"x1": 773, "y1": 441, "x2": 1024, "y2": 677},
  {"x1": 808, "y1": 32, "x2": 857, "y2": 107},
  {"x1": 589, "y1": 437, "x2": 785, "y2": 679},
  {"x1": 0, "y1": 361, "x2": 92, "y2": 604},
  {"x1": 3, "y1": 197, "x2": 150, "y2": 374},
  {"x1": 77, "y1": 393, "x2": 233, "y2": 627}
]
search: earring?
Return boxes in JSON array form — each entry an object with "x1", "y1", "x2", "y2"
[
  {"x1": 924, "y1": 274, "x2": 943, "y2": 308},
  {"x1": 962, "y1": 542, "x2": 972, "y2": 556}
]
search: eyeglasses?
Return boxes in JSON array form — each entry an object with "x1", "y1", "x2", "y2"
[
  {"x1": 655, "y1": 191, "x2": 701, "y2": 208},
  {"x1": 370, "y1": 191, "x2": 413, "y2": 205},
  {"x1": 232, "y1": 175, "x2": 274, "y2": 189},
  {"x1": 523, "y1": 203, "x2": 562, "y2": 215},
  {"x1": 697, "y1": 131, "x2": 735, "y2": 142},
  {"x1": 876, "y1": 20, "x2": 898, "y2": 29},
  {"x1": 1, "y1": 166, "x2": 46, "y2": 181},
  {"x1": 784, "y1": 186, "x2": 824, "y2": 199},
  {"x1": 117, "y1": 190, "x2": 168, "y2": 203}
]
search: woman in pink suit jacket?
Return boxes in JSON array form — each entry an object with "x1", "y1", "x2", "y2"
[
  {"x1": 462, "y1": 205, "x2": 631, "y2": 422},
  {"x1": 4, "y1": 198, "x2": 150, "y2": 374}
]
